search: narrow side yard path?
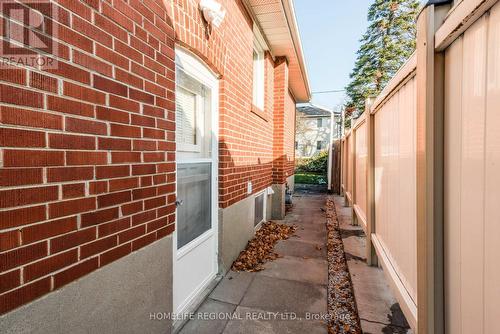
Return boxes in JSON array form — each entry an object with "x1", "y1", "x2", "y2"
[
  {"x1": 179, "y1": 189, "x2": 329, "y2": 334},
  {"x1": 333, "y1": 196, "x2": 412, "y2": 334}
]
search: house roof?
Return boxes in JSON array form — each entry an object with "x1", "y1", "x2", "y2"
[
  {"x1": 297, "y1": 103, "x2": 334, "y2": 117},
  {"x1": 243, "y1": 0, "x2": 311, "y2": 103}
]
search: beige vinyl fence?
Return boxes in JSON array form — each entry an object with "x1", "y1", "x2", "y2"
[
  {"x1": 372, "y1": 55, "x2": 418, "y2": 325},
  {"x1": 442, "y1": 3, "x2": 500, "y2": 334},
  {"x1": 339, "y1": 1, "x2": 500, "y2": 333},
  {"x1": 353, "y1": 117, "x2": 367, "y2": 230},
  {"x1": 341, "y1": 132, "x2": 353, "y2": 205},
  {"x1": 341, "y1": 114, "x2": 368, "y2": 231}
]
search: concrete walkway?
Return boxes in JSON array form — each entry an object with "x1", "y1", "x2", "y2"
[
  {"x1": 333, "y1": 195, "x2": 413, "y2": 334},
  {"x1": 179, "y1": 189, "x2": 329, "y2": 334}
]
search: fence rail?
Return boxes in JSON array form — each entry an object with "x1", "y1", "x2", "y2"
[{"x1": 337, "y1": 1, "x2": 500, "y2": 333}]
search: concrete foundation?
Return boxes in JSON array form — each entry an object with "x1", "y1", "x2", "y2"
[
  {"x1": 271, "y1": 184, "x2": 286, "y2": 220},
  {"x1": 270, "y1": 175, "x2": 295, "y2": 220},
  {"x1": 218, "y1": 195, "x2": 255, "y2": 274},
  {"x1": 286, "y1": 174, "x2": 295, "y2": 193},
  {"x1": 218, "y1": 190, "x2": 276, "y2": 274},
  {"x1": 0, "y1": 236, "x2": 173, "y2": 334}
]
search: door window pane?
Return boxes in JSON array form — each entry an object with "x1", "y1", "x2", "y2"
[
  {"x1": 175, "y1": 68, "x2": 212, "y2": 158},
  {"x1": 177, "y1": 163, "x2": 212, "y2": 249},
  {"x1": 176, "y1": 86, "x2": 197, "y2": 145}
]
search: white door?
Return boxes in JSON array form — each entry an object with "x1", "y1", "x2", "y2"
[{"x1": 173, "y1": 48, "x2": 218, "y2": 315}]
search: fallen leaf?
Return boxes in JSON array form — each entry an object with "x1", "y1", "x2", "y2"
[{"x1": 231, "y1": 221, "x2": 297, "y2": 272}]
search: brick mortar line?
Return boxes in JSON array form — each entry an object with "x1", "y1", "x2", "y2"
[{"x1": 0, "y1": 222, "x2": 174, "y2": 292}]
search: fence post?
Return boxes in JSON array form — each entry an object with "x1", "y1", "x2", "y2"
[
  {"x1": 415, "y1": 2, "x2": 450, "y2": 333},
  {"x1": 364, "y1": 97, "x2": 377, "y2": 266}
]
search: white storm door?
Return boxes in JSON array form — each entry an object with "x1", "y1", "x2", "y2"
[{"x1": 173, "y1": 48, "x2": 218, "y2": 315}]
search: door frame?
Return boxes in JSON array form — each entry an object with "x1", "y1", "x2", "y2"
[{"x1": 173, "y1": 46, "x2": 219, "y2": 315}]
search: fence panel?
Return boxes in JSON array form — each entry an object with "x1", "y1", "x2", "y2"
[
  {"x1": 347, "y1": 133, "x2": 353, "y2": 203},
  {"x1": 353, "y1": 118, "x2": 367, "y2": 229},
  {"x1": 443, "y1": 3, "x2": 500, "y2": 333},
  {"x1": 341, "y1": 139, "x2": 346, "y2": 195},
  {"x1": 343, "y1": 133, "x2": 353, "y2": 204},
  {"x1": 371, "y1": 55, "x2": 418, "y2": 327}
]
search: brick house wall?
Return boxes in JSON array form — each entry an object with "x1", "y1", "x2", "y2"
[
  {"x1": 0, "y1": 0, "x2": 177, "y2": 314},
  {"x1": 170, "y1": 0, "x2": 285, "y2": 208},
  {"x1": 0, "y1": 0, "x2": 303, "y2": 320},
  {"x1": 284, "y1": 91, "x2": 297, "y2": 179},
  {"x1": 272, "y1": 58, "x2": 296, "y2": 185}
]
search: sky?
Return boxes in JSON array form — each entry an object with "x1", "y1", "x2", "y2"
[{"x1": 294, "y1": 0, "x2": 372, "y2": 112}]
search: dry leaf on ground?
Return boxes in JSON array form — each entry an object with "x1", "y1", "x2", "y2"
[
  {"x1": 231, "y1": 221, "x2": 297, "y2": 272},
  {"x1": 326, "y1": 197, "x2": 362, "y2": 334}
]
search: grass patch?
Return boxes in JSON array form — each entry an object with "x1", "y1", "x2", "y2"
[{"x1": 295, "y1": 173, "x2": 327, "y2": 185}]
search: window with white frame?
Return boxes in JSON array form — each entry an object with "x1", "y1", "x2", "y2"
[
  {"x1": 175, "y1": 53, "x2": 214, "y2": 159},
  {"x1": 252, "y1": 26, "x2": 266, "y2": 110},
  {"x1": 176, "y1": 85, "x2": 198, "y2": 147},
  {"x1": 254, "y1": 191, "x2": 265, "y2": 226}
]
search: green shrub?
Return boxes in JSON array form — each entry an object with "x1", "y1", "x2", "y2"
[
  {"x1": 295, "y1": 173, "x2": 327, "y2": 185},
  {"x1": 295, "y1": 150, "x2": 328, "y2": 174}
]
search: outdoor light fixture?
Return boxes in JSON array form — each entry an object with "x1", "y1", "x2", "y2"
[{"x1": 199, "y1": 0, "x2": 226, "y2": 28}]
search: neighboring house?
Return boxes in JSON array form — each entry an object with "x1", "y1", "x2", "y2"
[
  {"x1": 295, "y1": 103, "x2": 341, "y2": 158},
  {"x1": 0, "y1": 1, "x2": 310, "y2": 333}
]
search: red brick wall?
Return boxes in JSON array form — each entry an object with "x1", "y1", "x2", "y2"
[
  {"x1": 0, "y1": 0, "x2": 176, "y2": 314},
  {"x1": 284, "y1": 91, "x2": 297, "y2": 179},
  {"x1": 170, "y1": 0, "x2": 277, "y2": 208},
  {"x1": 273, "y1": 58, "x2": 296, "y2": 185},
  {"x1": 0, "y1": 0, "x2": 299, "y2": 315}
]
